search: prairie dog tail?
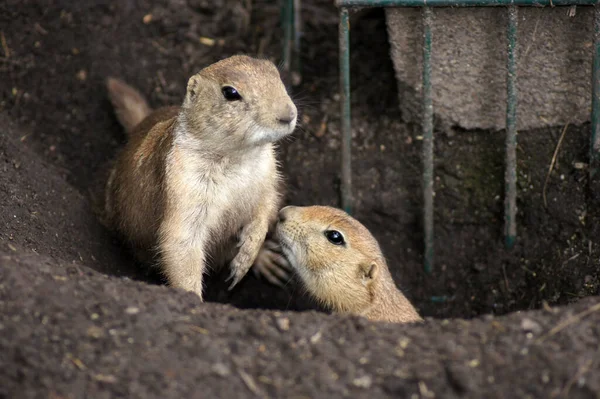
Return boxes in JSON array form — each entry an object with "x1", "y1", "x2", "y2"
[{"x1": 106, "y1": 77, "x2": 152, "y2": 134}]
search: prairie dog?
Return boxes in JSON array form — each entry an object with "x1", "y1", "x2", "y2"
[
  {"x1": 103, "y1": 55, "x2": 297, "y2": 299},
  {"x1": 276, "y1": 206, "x2": 422, "y2": 323}
]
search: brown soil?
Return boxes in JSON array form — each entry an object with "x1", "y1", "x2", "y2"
[{"x1": 1, "y1": 1, "x2": 599, "y2": 397}]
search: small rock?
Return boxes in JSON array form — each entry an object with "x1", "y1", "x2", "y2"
[
  {"x1": 125, "y1": 307, "x2": 140, "y2": 315},
  {"x1": 198, "y1": 37, "x2": 215, "y2": 46},
  {"x1": 520, "y1": 318, "x2": 542, "y2": 334},
  {"x1": 310, "y1": 331, "x2": 322, "y2": 344},
  {"x1": 541, "y1": 372, "x2": 550, "y2": 383},
  {"x1": 275, "y1": 317, "x2": 290, "y2": 332},
  {"x1": 398, "y1": 337, "x2": 410, "y2": 349},
  {"x1": 212, "y1": 363, "x2": 231, "y2": 377},
  {"x1": 86, "y1": 326, "x2": 104, "y2": 339},
  {"x1": 76, "y1": 70, "x2": 87, "y2": 81},
  {"x1": 353, "y1": 375, "x2": 372, "y2": 388},
  {"x1": 94, "y1": 374, "x2": 117, "y2": 383}
]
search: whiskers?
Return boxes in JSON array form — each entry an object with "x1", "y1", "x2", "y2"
[
  {"x1": 291, "y1": 91, "x2": 321, "y2": 110},
  {"x1": 284, "y1": 273, "x2": 307, "y2": 311},
  {"x1": 293, "y1": 117, "x2": 322, "y2": 141},
  {"x1": 287, "y1": 91, "x2": 334, "y2": 142}
]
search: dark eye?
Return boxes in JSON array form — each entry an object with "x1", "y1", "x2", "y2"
[
  {"x1": 222, "y1": 86, "x2": 242, "y2": 101},
  {"x1": 325, "y1": 230, "x2": 345, "y2": 246}
]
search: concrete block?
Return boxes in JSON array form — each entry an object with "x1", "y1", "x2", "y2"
[{"x1": 385, "y1": 7, "x2": 594, "y2": 131}]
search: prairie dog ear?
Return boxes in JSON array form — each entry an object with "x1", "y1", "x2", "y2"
[
  {"x1": 360, "y1": 262, "x2": 378, "y2": 285},
  {"x1": 185, "y1": 75, "x2": 205, "y2": 104}
]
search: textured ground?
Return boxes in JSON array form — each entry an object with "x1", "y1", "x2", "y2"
[{"x1": 2, "y1": 252, "x2": 600, "y2": 399}]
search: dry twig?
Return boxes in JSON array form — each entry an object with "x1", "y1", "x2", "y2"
[
  {"x1": 543, "y1": 123, "x2": 569, "y2": 209},
  {"x1": 1, "y1": 31, "x2": 10, "y2": 58},
  {"x1": 561, "y1": 358, "x2": 593, "y2": 398},
  {"x1": 536, "y1": 302, "x2": 600, "y2": 343},
  {"x1": 238, "y1": 370, "x2": 263, "y2": 397}
]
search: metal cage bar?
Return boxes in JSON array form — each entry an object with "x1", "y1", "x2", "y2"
[
  {"x1": 592, "y1": 5, "x2": 600, "y2": 174},
  {"x1": 337, "y1": 0, "x2": 597, "y2": 6},
  {"x1": 505, "y1": 5, "x2": 518, "y2": 249},
  {"x1": 282, "y1": 0, "x2": 294, "y2": 73},
  {"x1": 340, "y1": 8, "x2": 353, "y2": 214},
  {"x1": 281, "y1": 0, "x2": 302, "y2": 84},
  {"x1": 422, "y1": 7, "x2": 434, "y2": 273},
  {"x1": 336, "y1": 0, "x2": 599, "y2": 273}
]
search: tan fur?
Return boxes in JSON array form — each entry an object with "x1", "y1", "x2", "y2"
[
  {"x1": 106, "y1": 77, "x2": 152, "y2": 133},
  {"x1": 104, "y1": 55, "x2": 297, "y2": 299},
  {"x1": 276, "y1": 206, "x2": 422, "y2": 324}
]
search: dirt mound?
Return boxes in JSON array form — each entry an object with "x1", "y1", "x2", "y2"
[{"x1": 2, "y1": 252, "x2": 600, "y2": 398}]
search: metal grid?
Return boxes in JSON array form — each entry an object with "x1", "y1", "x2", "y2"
[
  {"x1": 281, "y1": 0, "x2": 303, "y2": 87},
  {"x1": 337, "y1": 0, "x2": 600, "y2": 273}
]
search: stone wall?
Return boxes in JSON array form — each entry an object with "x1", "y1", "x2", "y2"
[{"x1": 386, "y1": 7, "x2": 594, "y2": 131}]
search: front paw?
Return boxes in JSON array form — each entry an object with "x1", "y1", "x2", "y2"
[
  {"x1": 252, "y1": 239, "x2": 292, "y2": 287},
  {"x1": 226, "y1": 248, "x2": 255, "y2": 290}
]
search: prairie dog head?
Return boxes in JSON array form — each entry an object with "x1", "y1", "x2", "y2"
[
  {"x1": 181, "y1": 55, "x2": 297, "y2": 148},
  {"x1": 275, "y1": 205, "x2": 387, "y2": 315}
]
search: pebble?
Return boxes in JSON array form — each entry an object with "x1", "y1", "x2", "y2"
[
  {"x1": 520, "y1": 318, "x2": 542, "y2": 335},
  {"x1": 212, "y1": 363, "x2": 231, "y2": 377},
  {"x1": 94, "y1": 374, "x2": 117, "y2": 383},
  {"x1": 276, "y1": 317, "x2": 290, "y2": 332},
  {"x1": 310, "y1": 331, "x2": 322, "y2": 344},
  {"x1": 352, "y1": 375, "x2": 372, "y2": 388},
  {"x1": 125, "y1": 306, "x2": 140, "y2": 315},
  {"x1": 86, "y1": 326, "x2": 104, "y2": 339}
]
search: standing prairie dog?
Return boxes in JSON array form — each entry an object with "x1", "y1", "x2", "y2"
[
  {"x1": 276, "y1": 206, "x2": 422, "y2": 323},
  {"x1": 103, "y1": 55, "x2": 297, "y2": 299}
]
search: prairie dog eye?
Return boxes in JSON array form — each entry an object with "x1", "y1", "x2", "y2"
[
  {"x1": 325, "y1": 230, "x2": 345, "y2": 246},
  {"x1": 222, "y1": 86, "x2": 242, "y2": 101}
]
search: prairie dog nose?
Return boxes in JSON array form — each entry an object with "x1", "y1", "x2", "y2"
[
  {"x1": 277, "y1": 103, "x2": 297, "y2": 125},
  {"x1": 278, "y1": 206, "x2": 296, "y2": 223}
]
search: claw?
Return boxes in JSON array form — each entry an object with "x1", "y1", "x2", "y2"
[
  {"x1": 227, "y1": 246, "x2": 254, "y2": 290},
  {"x1": 226, "y1": 269, "x2": 244, "y2": 291},
  {"x1": 252, "y1": 240, "x2": 293, "y2": 288},
  {"x1": 272, "y1": 253, "x2": 292, "y2": 272},
  {"x1": 260, "y1": 267, "x2": 285, "y2": 287}
]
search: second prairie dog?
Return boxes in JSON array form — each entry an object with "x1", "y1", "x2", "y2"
[
  {"x1": 276, "y1": 206, "x2": 422, "y2": 323},
  {"x1": 103, "y1": 55, "x2": 297, "y2": 299}
]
